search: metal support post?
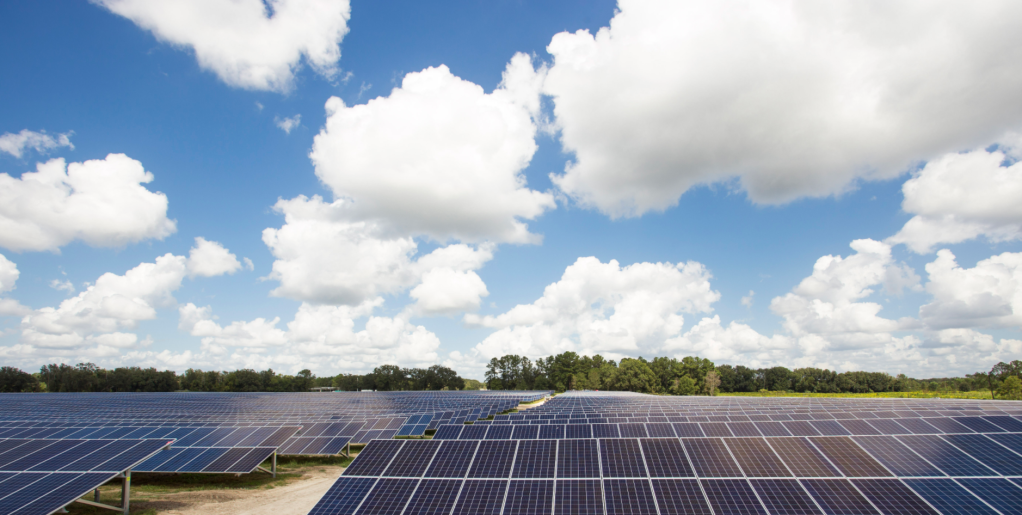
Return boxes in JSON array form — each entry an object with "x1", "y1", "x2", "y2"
[
  {"x1": 94, "y1": 489, "x2": 101, "y2": 502},
  {"x1": 272, "y1": 451, "x2": 277, "y2": 478},
  {"x1": 121, "y1": 470, "x2": 131, "y2": 515}
]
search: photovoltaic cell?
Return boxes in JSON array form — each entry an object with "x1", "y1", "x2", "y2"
[
  {"x1": 725, "y1": 438, "x2": 791, "y2": 477},
  {"x1": 403, "y1": 479, "x2": 462, "y2": 515},
  {"x1": 837, "y1": 420, "x2": 883, "y2": 436},
  {"x1": 433, "y1": 425, "x2": 463, "y2": 440},
  {"x1": 985, "y1": 416, "x2": 1022, "y2": 432},
  {"x1": 897, "y1": 435, "x2": 995, "y2": 476},
  {"x1": 178, "y1": 448, "x2": 226, "y2": 472},
  {"x1": 785, "y1": 421, "x2": 822, "y2": 437},
  {"x1": 512, "y1": 440, "x2": 555, "y2": 478},
  {"x1": 555, "y1": 479, "x2": 604, "y2": 515},
  {"x1": 896, "y1": 418, "x2": 942, "y2": 435},
  {"x1": 922, "y1": 418, "x2": 973, "y2": 434},
  {"x1": 942, "y1": 434, "x2": 1022, "y2": 475},
  {"x1": 460, "y1": 425, "x2": 488, "y2": 440},
  {"x1": 600, "y1": 439, "x2": 647, "y2": 478},
  {"x1": 729, "y1": 422, "x2": 763, "y2": 437},
  {"x1": 755, "y1": 422, "x2": 793, "y2": 437},
  {"x1": 868, "y1": 419, "x2": 910, "y2": 435},
  {"x1": 344, "y1": 440, "x2": 404, "y2": 477},
  {"x1": 810, "y1": 421, "x2": 851, "y2": 436},
  {"x1": 485, "y1": 425, "x2": 513, "y2": 440},
  {"x1": 750, "y1": 479, "x2": 823, "y2": 515},
  {"x1": 451, "y1": 479, "x2": 506, "y2": 515},
  {"x1": 425, "y1": 440, "x2": 477, "y2": 478},
  {"x1": 557, "y1": 439, "x2": 600, "y2": 479},
  {"x1": 953, "y1": 417, "x2": 1004, "y2": 433},
  {"x1": 683, "y1": 439, "x2": 744, "y2": 477},
  {"x1": 10, "y1": 471, "x2": 113, "y2": 515},
  {"x1": 468, "y1": 440, "x2": 516, "y2": 479},
  {"x1": 604, "y1": 478, "x2": 658, "y2": 515},
  {"x1": 810, "y1": 437, "x2": 891, "y2": 477},
  {"x1": 701, "y1": 423, "x2": 735, "y2": 437},
  {"x1": 539, "y1": 425, "x2": 565, "y2": 440},
  {"x1": 852, "y1": 479, "x2": 938, "y2": 515},
  {"x1": 651, "y1": 479, "x2": 712, "y2": 515},
  {"x1": 800, "y1": 479, "x2": 879, "y2": 515},
  {"x1": 957, "y1": 478, "x2": 1022, "y2": 515},
  {"x1": 593, "y1": 424, "x2": 620, "y2": 438},
  {"x1": 641, "y1": 438, "x2": 693, "y2": 477},
  {"x1": 702, "y1": 478, "x2": 767, "y2": 515},
  {"x1": 851, "y1": 436, "x2": 943, "y2": 477},
  {"x1": 619, "y1": 423, "x2": 648, "y2": 438},
  {"x1": 904, "y1": 478, "x2": 999, "y2": 515},
  {"x1": 674, "y1": 423, "x2": 705, "y2": 438},
  {"x1": 356, "y1": 477, "x2": 419, "y2": 515},
  {"x1": 383, "y1": 440, "x2": 440, "y2": 478},
  {"x1": 988, "y1": 432, "x2": 1022, "y2": 455},
  {"x1": 511, "y1": 425, "x2": 539, "y2": 440},
  {"x1": 566, "y1": 425, "x2": 593, "y2": 439},
  {"x1": 504, "y1": 480, "x2": 553, "y2": 515}
]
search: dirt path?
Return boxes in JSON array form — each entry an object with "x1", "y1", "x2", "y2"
[{"x1": 137, "y1": 466, "x2": 345, "y2": 515}]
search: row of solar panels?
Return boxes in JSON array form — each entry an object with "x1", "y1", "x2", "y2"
[
  {"x1": 133, "y1": 446, "x2": 277, "y2": 474},
  {"x1": 497, "y1": 411, "x2": 1019, "y2": 422},
  {"x1": 0, "y1": 438, "x2": 169, "y2": 515},
  {"x1": 310, "y1": 476, "x2": 1021, "y2": 515},
  {"x1": 433, "y1": 416, "x2": 1022, "y2": 441},
  {"x1": 0, "y1": 425, "x2": 298, "y2": 448},
  {"x1": 340, "y1": 435, "x2": 1022, "y2": 480}
]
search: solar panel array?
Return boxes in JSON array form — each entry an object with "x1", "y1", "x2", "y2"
[
  {"x1": 311, "y1": 392, "x2": 1022, "y2": 515},
  {"x1": 0, "y1": 438, "x2": 168, "y2": 515},
  {"x1": 0, "y1": 391, "x2": 547, "y2": 457}
]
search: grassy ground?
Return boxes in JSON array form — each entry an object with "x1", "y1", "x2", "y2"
[
  {"x1": 64, "y1": 455, "x2": 351, "y2": 515},
  {"x1": 719, "y1": 391, "x2": 996, "y2": 399}
]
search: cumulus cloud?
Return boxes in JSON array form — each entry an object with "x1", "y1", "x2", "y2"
[
  {"x1": 0, "y1": 154, "x2": 176, "y2": 252},
  {"x1": 0, "y1": 254, "x2": 30, "y2": 317},
  {"x1": 888, "y1": 135, "x2": 1022, "y2": 253},
  {"x1": 309, "y1": 55, "x2": 555, "y2": 243},
  {"x1": 0, "y1": 129, "x2": 73, "y2": 159},
  {"x1": 920, "y1": 250, "x2": 1022, "y2": 329},
  {"x1": 263, "y1": 195, "x2": 494, "y2": 308},
  {"x1": 410, "y1": 269, "x2": 489, "y2": 316},
  {"x1": 178, "y1": 300, "x2": 442, "y2": 371},
  {"x1": 49, "y1": 279, "x2": 75, "y2": 295},
  {"x1": 275, "y1": 114, "x2": 301, "y2": 134},
  {"x1": 466, "y1": 257, "x2": 719, "y2": 360},
  {"x1": 95, "y1": 0, "x2": 351, "y2": 93},
  {"x1": 20, "y1": 253, "x2": 187, "y2": 349},
  {"x1": 770, "y1": 239, "x2": 919, "y2": 354},
  {"x1": 664, "y1": 316, "x2": 793, "y2": 367},
  {"x1": 187, "y1": 237, "x2": 243, "y2": 277},
  {"x1": 543, "y1": 0, "x2": 1022, "y2": 217}
]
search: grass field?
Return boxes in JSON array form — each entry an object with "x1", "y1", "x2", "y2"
[{"x1": 719, "y1": 390, "x2": 996, "y2": 399}]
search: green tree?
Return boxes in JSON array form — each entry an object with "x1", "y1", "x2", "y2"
[
  {"x1": 671, "y1": 376, "x2": 698, "y2": 395},
  {"x1": 704, "y1": 370, "x2": 721, "y2": 396},
  {"x1": 610, "y1": 358, "x2": 660, "y2": 393},
  {"x1": 0, "y1": 367, "x2": 41, "y2": 392},
  {"x1": 998, "y1": 376, "x2": 1022, "y2": 400}
]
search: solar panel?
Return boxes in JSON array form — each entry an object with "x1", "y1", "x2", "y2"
[
  {"x1": 604, "y1": 478, "x2": 658, "y2": 515},
  {"x1": 897, "y1": 435, "x2": 995, "y2": 476},
  {"x1": 942, "y1": 434, "x2": 1022, "y2": 475},
  {"x1": 852, "y1": 436, "x2": 943, "y2": 477},
  {"x1": 451, "y1": 479, "x2": 506, "y2": 515},
  {"x1": 640, "y1": 438, "x2": 693, "y2": 478},
  {"x1": 425, "y1": 440, "x2": 477, "y2": 479},
  {"x1": 725, "y1": 438, "x2": 791, "y2": 477},
  {"x1": 904, "y1": 478, "x2": 1000, "y2": 515},
  {"x1": 344, "y1": 440, "x2": 404, "y2": 477},
  {"x1": 957, "y1": 477, "x2": 1022, "y2": 514},
  {"x1": 810, "y1": 437, "x2": 891, "y2": 477},
  {"x1": 554, "y1": 479, "x2": 603, "y2": 515},
  {"x1": 683, "y1": 439, "x2": 743, "y2": 477},
  {"x1": 651, "y1": 479, "x2": 713, "y2": 515},
  {"x1": 801, "y1": 479, "x2": 880, "y2": 515},
  {"x1": 504, "y1": 479, "x2": 553, "y2": 515},
  {"x1": 468, "y1": 440, "x2": 517, "y2": 479},
  {"x1": 511, "y1": 440, "x2": 555, "y2": 478},
  {"x1": 750, "y1": 478, "x2": 823, "y2": 515},
  {"x1": 557, "y1": 439, "x2": 599, "y2": 479},
  {"x1": 383, "y1": 440, "x2": 440, "y2": 478},
  {"x1": 309, "y1": 476, "x2": 377, "y2": 515},
  {"x1": 403, "y1": 479, "x2": 462, "y2": 515},
  {"x1": 599, "y1": 439, "x2": 647, "y2": 478},
  {"x1": 355, "y1": 477, "x2": 419, "y2": 514},
  {"x1": 852, "y1": 478, "x2": 939, "y2": 515},
  {"x1": 702, "y1": 478, "x2": 767, "y2": 515}
]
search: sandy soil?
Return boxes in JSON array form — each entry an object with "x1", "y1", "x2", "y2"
[{"x1": 138, "y1": 466, "x2": 345, "y2": 515}]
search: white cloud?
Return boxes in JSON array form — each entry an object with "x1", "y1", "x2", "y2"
[
  {"x1": 309, "y1": 55, "x2": 555, "y2": 243},
  {"x1": 920, "y1": 250, "x2": 1022, "y2": 329},
  {"x1": 95, "y1": 0, "x2": 351, "y2": 93},
  {"x1": 410, "y1": 269, "x2": 489, "y2": 316},
  {"x1": 179, "y1": 303, "x2": 287, "y2": 349},
  {"x1": 664, "y1": 316, "x2": 793, "y2": 367},
  {"x1": 0, "y1": 254, "x2": 18, "y2": 294},
  {"x1": 543, "y1": 0, "x2": 1022, "y2": 217},
  {"x1": 769, "y1": 239, "x2": 918, "y2": 354},
  {"x1": 187, "y1": 237, "x2": 243, "y2": 277},
  {"x1": 888, "y1": 135, "x2": 1022, "y2": 253},
  {"x1": 263, "y1": 195, "x2": 494, "y2": 308},
  {"x1": 274, "y1": 114, "x2": 301, "y2": 134},
  {"x1": 20, "y1": 253, "x2": 187, "y2": 350},
  {"x1": 466, "y1": 257, "x2": 719, "y2": 360},
  {"x1": 0, "y1": 154, "x2": 176, "y2": 252},
  {"x1": 0, "y1": 129, "x2": 73, "y2": 159},
  {"x1": 741, "y1": 291, "x2": 754, "y2": 308},
  {"x1": 49, "y1": 279, "x2": 75, "y2": 295}
]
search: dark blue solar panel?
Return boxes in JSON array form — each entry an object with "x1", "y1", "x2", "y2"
[
  {"x1": 451, "y1": 479, "x2": 506, "y2": 515},
  {"x1": 0, "y1": 441, "x2": 59, "y2": 470},
  {"x1": 356, "y1": 477, "x2": 419, "y2": 515},
  {"x1": 895, "y1": 418, "x2": 941, "y2": 435},
  {"x1": 943, "y1": 434, "x2": 1022, "y2": 475},
  {"x1": 750, "y1": 479, "x2": 823, "y2": 515},
  {"x1": 403, "y1": 479, "x2": 462, "y2": 515},
  {"x1": 56, "y1": 440, "x2": 135, "y2": 472},
  {"x1": 600, "y1": 439, "x2": 647, "y2": 478},
  {"x1": 836, "y1": 420, "x2": 882, "y2": 436},
  {"x1": 801, "y1": 479, "x2": 879, "y2": 515},
  {"x1": 344, "y1": 440, "x2": 404, "y2": 477},
  {"x1": 309, "y1": 477, "x2": 376, "y2": 515},
  {"x1": 868, "y1": 419, "x2": 910, "y2": 435},
  {"x1": 539, "y1": 425, "x2": 564, "y2": 439},
  {"x1": 2, "y1": 440, "x2": 84, "y2": 472},
  {"x1": 425, "y1": 441, "x2": 477, "y2": 478},
  {"x1": 204, "y1": 447, "x2": 250, "y2": 473},
  {"x1": 852, "y1": 436, "x2": 943, "y2": 477},
  {"x1": 645, "y1": 423, "x2": 676, "y2": 438},
  {"x1": 593, "y1": 424, "x2": 620, "y2": 438},
  {"x1": 810, "y1": 421, "x2": 851, "y2": 436},
  {"x1": 755, "y1": 422, "x2": 793, "y2": 437},
  {"x1": 604, "y1": 478, "x2": 657, "y2": 515},
  {"x1": 702, "y1": 479, "x2": 767, "y2": 515},
  {"x1": 460, "y1": 425, "x2": 488, "y2": 440},
  {"x1": 384, "y1": 440, "x2": 441, "y2": 478},
  {"x1": 0, "y1": 473, "x2": 71, "y2": 513},
  {"x1": 98, "y1": 440, "x2": 169, "y2": 472},
  {"x1": 953, "y1": 417, "x2": 1004, "y2": 433},
  {"x1": 652, "y1": 479, "x2": 712, "y2": 515},
  {"x1": 619, "y1": 423, "x2": 648, "y2": 438},
  {"x1": 511, "y1": 440, "x2": 555, "y2": 479},
  {"x1": 923, "y1": 418, "x2": 973, "y2": 434},
  {"x1": 641, "y1": 438, "x2": 693, "y2": 478},
  {"x1": 852, "y1": 479, "x2": 938, "y2": 515},
  {"x1": 10, "y1": 472, "x2": 112, "y2": 515},
  {"x1": 898, "y1": 435, "x2": 995, "y2": 476},
  {"x1": 434, "y1": 425, "x2": 463, "y2": 440},
  {"x1": 566, "y1": 424, "x2": 593, "y2": 439},
  {"x1": 984, "y1": 416, "x2": 1022, "y2": 432},
  {"x1": 504, "y1": 480, "x2": 553, "y2": 515},
  {"x1": 554, "y1": 479, "x2": 603, "y2": 515},
  {"x1": 674, "y1": 423, "x2": 705, "y2": 437},
  {"x1": 683, "y1": 439, "x2": 743, "y2": 477},
  {"x1": 485, "y1": 425, "x2": 513, "y2": 440},
  {"x1": 557, "y1": 439, "x2": 599, "y2": 479},
  {"x1": 155, "y1": 447, "x2": 208, "y2": 472},
  {"x1": 958, "y1": 478, "x2": 1022, "y2": 515},
  {"x1": 468, "y1": 440, "x2": 516, "y2": 479},
  {"x1": 904, "y1": 478, "x2": 998, "y2": 515},
  {"x1": 511, "y1": 425, "x2": 539, "y2": 440},
  {"x1": 178, "y1": 448, "x2": 227, "y2": 472}
]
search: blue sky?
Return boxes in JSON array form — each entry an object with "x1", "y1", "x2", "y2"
[{"x1": 2, "y1": 0, "x2": 1021, "y2": 379}]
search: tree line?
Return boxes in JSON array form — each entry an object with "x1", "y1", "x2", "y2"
[
  {"x1": 0, "y1": 363, "x2": 466, "y2": 393},
  {"x1": 484, "y1": 352, "x2": 1022, "y2": 398}
]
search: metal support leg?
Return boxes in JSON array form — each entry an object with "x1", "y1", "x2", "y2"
[
  {"x1": 121, "y1": 470, "x2": 131, "y2": 515},
  {"x1": 272, "y1": 451, "x2": 277, "y2": 478},
  {"x1": 94, "y1": 489, "x2": 101, "y2": 502}
]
